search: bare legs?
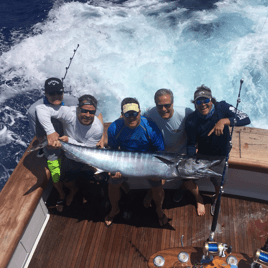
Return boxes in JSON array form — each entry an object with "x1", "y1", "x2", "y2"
[
  {"x1": 183, "y1": 180, "x2": 205, "y2": 216},
  {"x1": 105, "y1": 182, "x2": 167, "y2": 227},
  {"x1": 64, "y1": 181, "x2": 78, "y2": 206}
]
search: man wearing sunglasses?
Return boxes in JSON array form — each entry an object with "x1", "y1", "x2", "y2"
[
  {"x1": 143, "y1": 88, "x2": 193, "y2": 207},
  {"x1": 28, "y1": 78, "x2": 103, "y2": 211},
  {"x1": 35, "y1": 94, "x2": 103, "y2": 209},
  {"x1": 105, "y1": 98, "x2": 166, "y2": 227},
  {"x1": 181, "y1": 85, "x2": 250, "y2": 216}
]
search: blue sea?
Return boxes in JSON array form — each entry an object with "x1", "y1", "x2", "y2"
[{"x1": 1, "y1": 0, "x2": 268, "y2": 191}]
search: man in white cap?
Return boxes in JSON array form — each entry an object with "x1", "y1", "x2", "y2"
[{"x1": 105, "y1": 97, "x2": 167, "y2": 227}]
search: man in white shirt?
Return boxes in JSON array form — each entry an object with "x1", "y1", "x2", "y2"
[
  {"x1": 36, "y1": 94, "x2": 103, "y2": 210},
  {"x1": 144, "y1": 88, "x2": 192, "y2": 206}
]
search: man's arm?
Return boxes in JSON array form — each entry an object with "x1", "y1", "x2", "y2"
[
  {"x1": 208, "y1": 102, "x2": 250, "y2": 136},
  {"x1": 36, "y1": 105, "x2": 74, "y2": 146},
  {"x1": 96, "y1": 113, "x2": 105, "y2": 148},
  {"x1": 107, "y1": 123, "x2": 120, "y2": 150},
  {"x1": 147, "y1": 120, "x2": 165, "y2": 152}
]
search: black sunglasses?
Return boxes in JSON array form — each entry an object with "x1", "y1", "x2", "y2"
[
  {"x1": 47, "y1": 91, "x2": 64, "y2": 96},
  {"x1": 124, "y1": 111, "x2": 139, "y2": 118},
  {"x1": 80, "y1": 108, "x2": 96, "y2": 114},
  {"x1": 156, "y1": 103, "x2": 172, "y2": 109}
]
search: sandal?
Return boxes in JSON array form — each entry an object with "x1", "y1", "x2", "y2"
[{"x1": 56, "y1": 199, "x2": 64, "y2": 212}]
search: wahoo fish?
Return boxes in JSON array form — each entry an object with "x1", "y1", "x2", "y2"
[{"x1": 28, "y1": 140, "x2": 221, "y2": 179}]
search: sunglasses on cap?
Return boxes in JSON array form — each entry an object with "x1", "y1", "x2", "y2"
[
  {"x1": 124, "y1": 111, "x2": 139, "y2": 118},
  {"x1": 195, "y1": 98, "x2": 211, "y2": 105},
  {"x1": 80, "y1": 108, "x2": 96, "y2": 114},
  {"x1": 156, "y1": 103, "x2": 172, "y2": 109},
  {"x1": 47, "y1": 91, "x2": 64, "y2": 96}
]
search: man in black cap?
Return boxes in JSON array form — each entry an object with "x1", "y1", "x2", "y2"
[
  {"x1": 176, "y1": 85, "x2": 250, "y2": 216},
  {"x1": 27, "y1": 78, "x2": 104, "y2": 211}
]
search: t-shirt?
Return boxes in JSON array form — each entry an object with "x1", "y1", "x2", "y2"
[
  {"x1": 144, "y1": 106, "x2": 193, "y2": 154},
  {"x1": 108, "y1": 116, "x2": 164, "y2": 152},
  {"x1": 36, "y1": 105, "x2": 103, "y2": 160},
  {"x1": 185, "y1": 101, "x2": 251, "y2": 157},
  {"x1": 27, "y1": 95, "x2": 100, "y2": 137}
]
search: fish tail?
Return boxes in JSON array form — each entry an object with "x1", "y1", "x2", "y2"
[{"x1": 27, "y1": 139, "x2": 48, "y2": 153}]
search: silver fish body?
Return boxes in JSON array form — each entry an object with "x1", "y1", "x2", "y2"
[
  {"x1": 59, "y1": 141, "x2": 221, "y2": 179},
  {"x1": 28, "y1": 140, "x2": 221, "y2": 179}
]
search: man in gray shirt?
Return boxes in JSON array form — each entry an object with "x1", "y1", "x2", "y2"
[{"x1": 144, "y1": 88, "x2": 192, "y2": 207}]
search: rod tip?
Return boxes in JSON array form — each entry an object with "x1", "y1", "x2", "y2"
[{"x1": 240, "y1": 79, "x2": 244, "y2": 84}]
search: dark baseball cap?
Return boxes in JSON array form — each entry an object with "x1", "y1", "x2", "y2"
[
  {"x1": 45, "y1": 78, "x2": 64, "y2": 93},
  {"x1": 194, "y1": 85, "x2": 212, "y2": 101}
]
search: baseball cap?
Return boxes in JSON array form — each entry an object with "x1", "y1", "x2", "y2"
[
  {"x1": 194, "y1": 85, "x2": 212, "y2": 101},
  {"x1": 45, "y1": 78, "x2": 64, "y2": 93},
  {"x1": 122, "y1": 103, "x2": 140, "y2": 114}
]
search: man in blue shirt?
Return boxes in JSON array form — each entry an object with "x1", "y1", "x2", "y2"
[
  {"x1": 105, "y1": 97, "x2": 167, "y2": 227},
  {"x1": 183, "y1": 85, "x2": 250, "y2": 216}
]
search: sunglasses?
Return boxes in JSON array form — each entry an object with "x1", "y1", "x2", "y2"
[
  {"x1": 156, "y1": 103, "x2": 172, "y2": 109},
  {"x1": 80, "y1": 108, "x2": 96, "y2": 114},
  {"x1": 195, "y1": 98, "x2": 211, "y2": 105},
  {"x1": 124, "y1": 111, "x2": 139, "y2": 118},
  {"x1": 47, "y1": 91, "x2": 64, "y2": 96}
]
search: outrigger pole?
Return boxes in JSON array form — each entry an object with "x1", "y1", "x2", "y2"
[
  {"x1": 62, "y1": 44, "x2": 80, "y2": 82},
  {"x1": 209, "y1": 79, "x2": 244, "y2": 242}
]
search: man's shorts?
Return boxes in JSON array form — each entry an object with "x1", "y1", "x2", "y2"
[
  {"x1": 44, "y1": 147, "x2": 61, "y2": 161},
  {"x1": 182, "y1": 154, "x2": 228, "y2": 187},
  {"x1": 108, "y1": 175, "x2": 162, "y2": 187},
  {"x1": 61, "y1": 156, "x2": 96, "y2": 183}
]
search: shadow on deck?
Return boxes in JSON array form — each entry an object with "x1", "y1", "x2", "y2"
[{"x1": 29, "y1": 183, "x2": 268, "y2": 268}]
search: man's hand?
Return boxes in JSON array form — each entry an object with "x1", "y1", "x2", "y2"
[
  {"x1": 208, "y1": 118, "x2": 230, "y2": 136},
  {"x1": 53, "y1": 136, "x2": 69, "y2": 148},
  {"x1": 108, "y1": 172, "x2": 122, "y2": 179},
  {"x1": 47, "y1": 132, "x2": 60, "y2": 146},
  {"x1": 96, "y1": 136, "x2": 105, "y2": 148}
]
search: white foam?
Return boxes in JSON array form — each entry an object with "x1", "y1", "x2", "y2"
[{"x1": 0, "y1": 0, "x2": 267, "y2": 127}]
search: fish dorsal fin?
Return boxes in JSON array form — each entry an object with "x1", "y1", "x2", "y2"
[{"x1": 154, "y1": 156, "x2": 174, "y2": 165}]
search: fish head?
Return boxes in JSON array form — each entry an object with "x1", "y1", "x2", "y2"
[{"x1": 175, "y1": 156, "x2": 222, "y2": 178}]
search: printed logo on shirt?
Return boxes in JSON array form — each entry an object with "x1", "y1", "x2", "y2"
[{"x1": 229, "y1": 106, "x2": 248, "y2": 120}]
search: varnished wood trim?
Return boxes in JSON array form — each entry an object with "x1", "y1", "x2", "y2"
[{"x1": 0, "y1": 139, "x2": 50, "y2": 268}]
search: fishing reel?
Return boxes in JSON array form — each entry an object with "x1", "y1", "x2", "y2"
[
  {"x1": 201, "y1": 241, "x2": 234, "y2": 265},
  {"x1": 203, "y1": 241, "x2": 231, "y2": 258},
  {"x1": 251, "y1": 249, "x2": 268, "y2": 268}
]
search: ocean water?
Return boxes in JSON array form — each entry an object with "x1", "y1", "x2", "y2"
[{"x1": 1, "y1": 0, "x2": 268, "y2": 191}]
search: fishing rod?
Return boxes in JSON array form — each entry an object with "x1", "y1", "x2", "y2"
[
  {"x1": 61, "y1": 44, "x2": 79, "y2": 83},
  {"x1": 209, "y1": 79, "x2": 244, "y2": 242}
]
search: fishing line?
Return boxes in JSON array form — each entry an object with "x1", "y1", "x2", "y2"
[{"x1": 209, "y1": 79, "x2": 244, "y2": 242}]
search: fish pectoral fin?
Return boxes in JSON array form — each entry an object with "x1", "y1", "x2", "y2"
[
  {"x1": 154, "y1": 156, "x2": 174, "y2": 165},
  {"x1": 94, "y1": 168, "x2": 105, "y2": 174}
]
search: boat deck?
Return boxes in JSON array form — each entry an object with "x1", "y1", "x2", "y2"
[{"x1": 29, "y1": 186, "x2": 268, "y2": 268}]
